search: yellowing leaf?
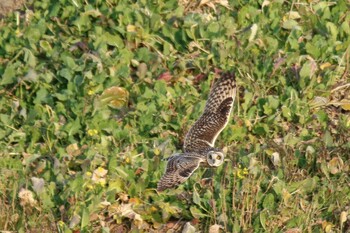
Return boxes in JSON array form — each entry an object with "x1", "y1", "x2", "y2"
[
  {"x1": 100, "y1": 86, "x2": 129, "y2": 109},
  {"x1": 127, "y1": 25, "x2": 137, "y2": 32},
  {"x1": 340, "y1": 211, "x2": 347, "y2": 224},
  {"x1": 320, "y1": 62, "x2": 332, "y2": 70},
  {"x1": 328, "y1": 157, "x2": 344, "y2": 174},
  {"x1": 340, "y1": 99, "x2": 350, "y2": 111},
  {"x1": 282, "y1": 188, "x2": 292, "y2": 206},
  {"x1": 285, "y1": 11, "x2": 301, "y2": 20},
  {"x1": 322, "y1": 221, "x2": 333, "y2": 233}
]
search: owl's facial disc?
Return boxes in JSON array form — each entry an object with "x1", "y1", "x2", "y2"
[{"x1": 207, "y1": 151, "x2": 225, "y2": 167}]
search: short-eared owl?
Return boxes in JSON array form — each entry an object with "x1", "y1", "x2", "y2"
[{"x1": 157, "y1": 71, "x2": 236, "y2": 191}]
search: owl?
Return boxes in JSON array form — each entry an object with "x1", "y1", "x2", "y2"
[{"x1": 157, "y1": 71, "x2": 236, "y2": 191}]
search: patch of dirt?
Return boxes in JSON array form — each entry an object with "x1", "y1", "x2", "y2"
[{"x1": 0, "y1": 0, "x2": 26, "y2": 18}]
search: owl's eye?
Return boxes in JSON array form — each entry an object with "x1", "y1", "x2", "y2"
[
  {"x1": 209, "y1": 154, "x2": 213, "y2": 160},
  {"x1": 217, "y1": 154, "x2": 222, "y2": 160}
]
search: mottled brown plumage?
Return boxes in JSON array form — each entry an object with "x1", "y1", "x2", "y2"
[
  {"x1": 157, "y1": 153, "x2": 205, "y2": 191},
  {"x1": 157, "y1": 71, "x2": 236, "y2": 191}
]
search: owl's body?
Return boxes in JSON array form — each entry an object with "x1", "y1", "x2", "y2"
[{"x1": 157, "y1": 71, "x2": 236, "y2": 191}]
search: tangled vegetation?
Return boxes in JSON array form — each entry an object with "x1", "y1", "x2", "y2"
[{"x1": 0, "y1": 0, "x2": 350, "y2": 232}]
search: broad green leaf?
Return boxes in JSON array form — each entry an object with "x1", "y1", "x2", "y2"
[
  {"x1": 190, "y1": 206, "x2": 208, "y2": 218},
  {"x1": 1, "y1": 63, "x2": 16, "y2": 85},
  {"x1": 282, "y1": 20, "x2": 300, "y2": 30},
  {"x1": 104, "y1": 32, "x2": 124, "y2": 48},
  {"x1": 262, "y1": 193, "x2": 275, "y2": 210},
  {"x1": 326, "y1": 22, "x2": 338, "y2": 41},
  {"x1": 23, "y1": 48, "x2": 37, "y2": 67},
  {"x1": 299, "y1": 61, "x2": 312, "y2": 79}
]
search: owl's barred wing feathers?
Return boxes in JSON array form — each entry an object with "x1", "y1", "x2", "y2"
[
  {"x1": 157, "y1": 71, "x2": 236, "y2": 191},
  {"x1": 184, "y1": 71, "x2": 236, "y2": 153},
  {"x1": 203, "y1": 71, "x2": 236, "y2": 114},
  {"x1": 157, "y1": 154, "x2": 205, "y2": 191}
]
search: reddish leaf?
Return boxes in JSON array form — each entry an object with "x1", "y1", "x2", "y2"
[{"x1": 158, "y1": 71, "x2": 172, "y2": 82}]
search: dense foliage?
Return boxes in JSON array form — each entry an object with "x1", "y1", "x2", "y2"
[{"x1": 0, "y1": 0, "x2": 350, "y2": 232}]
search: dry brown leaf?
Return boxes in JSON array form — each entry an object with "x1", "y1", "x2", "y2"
[
  {"x1": 182, "y1": 222, "x2": 196, "y2": 233},
  {"x1": 66, "y1": 143, "x2": 81, "y2": 156},
  {"x1": 18, "y1": 188, "x2": 37, "y2": 207},
  {"x1": 284, "y1": 228, "x2": 301, "y2": 233},
  {"x1": 209, "y1": 224, "x2": 224, "y2": 233},
  {"x1": 114, "y1": 203, "x2": 143, "y2": 229},
  {"x1": 92, "y1": 167, "x2": 108, "y2": 185}
]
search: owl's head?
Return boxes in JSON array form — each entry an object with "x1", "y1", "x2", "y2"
[{"x1": 206, "y1": 150, "x2": 225, "y2": 167}]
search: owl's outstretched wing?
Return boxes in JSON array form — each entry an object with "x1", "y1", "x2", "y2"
[
  {"x1": 184, "y1": 71, "x2": 236, "y2": 153},
  {"x1": 157, "y1": 153, "x2": 204, "y2": 191}
]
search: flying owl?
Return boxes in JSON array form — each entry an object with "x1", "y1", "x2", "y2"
[{"x1": 157, "y1": 71, "x2": 236, "y2": 191}]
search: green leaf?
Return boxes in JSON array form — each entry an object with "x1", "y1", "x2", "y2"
[
  {"x1": 59, "y1": 68, "x2": 73, "y2": 81},
  {"x1": 323, "y1": 130, "x2": 333, "y2": 147},
  {"x1": 299, "y1": 61, "x2": 312, "y2": 79},
  {"x1": 34, "y1": 88, "x2": 49, "y2": 104},
  {"x1": 326, "y1": 22, "x2": 338, "y2": 41},
  {"x1": 23, "y1": 48, "x2": 37, "y2": 67},
  {"x1": 104, "y1": 32, "x2": 124, "y2": 48},
  {"x1": 61, "y1": 54, "x2": 77, "y2": 70},
  {"x1": 190, "y1": 206, "x2": 208, "y2": 218},
  {"x1": 281, "y1": 106, "x2": 292, "y2": 120},
  {"x1": 262, "y1": 193, "x2": 275, "y2": 210},
  {"x1": 40, "y1": 40, "x2": 53, "y2": 54},
  {"x1": 81, "y1": 207, "x2": 89, "y2": 228},
  {"x1": 1, "y1": 63, "x2": 16, "y2": 85},
  {"x1": 208, "y1": 22, "x2": 220, "y2": 34},
  {"x1": 282, "y1": 20, "x2": 300, "y2": 30},
  {"x1": 192, "y1": 188, "x2": 201, "y2": 205},
  {"x1": 259, "y1": 210, "x2": 267, "y2": 230}
]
